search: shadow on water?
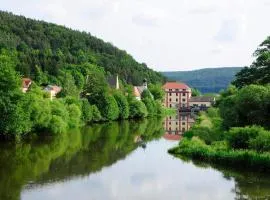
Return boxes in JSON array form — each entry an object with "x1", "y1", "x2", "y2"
[{"x1": 0, "y1": 118, "x2": 164, "y2": 200}]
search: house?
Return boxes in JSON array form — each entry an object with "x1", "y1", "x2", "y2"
[
  {"x1": 133, "y1": 79, "x2": 148, "y2": 100},
  {"x1": 107, "y1": 75, "x2": 120, "y2": 90},
  {"x1": 22, "y1": 78, "x2": 32, "y2": 93},
  {"x1": 44, "y1": 85, "x2": 62, "y2": 100},
  {"x1": 189, "y1": 96, "x2": 216, "y2": 109},
  {"x1": 162, "y1": 82, "x2": 192, "y2": 109}
]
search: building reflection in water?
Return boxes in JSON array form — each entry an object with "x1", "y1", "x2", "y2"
[{"x1": 163, "y1": 112, "x2": 196, "y2": 141}]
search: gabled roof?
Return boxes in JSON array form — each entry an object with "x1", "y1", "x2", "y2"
[
  {"x1": 133, "y1": 86, "x2": 141, "y2": 97},
  {"x1": 22, "y1": 78, "x2": 32, "y2": 88},
  {"x1": 189, "y1": 96, "x2": 215, "y2": 102},
  {"x1": 162, "y1": 82, "x2": 190, "y2": 90}
]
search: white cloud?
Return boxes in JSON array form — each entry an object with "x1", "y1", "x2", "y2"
[{"x1": 0, "y1": 0, "x2": 269, "y2": 71}]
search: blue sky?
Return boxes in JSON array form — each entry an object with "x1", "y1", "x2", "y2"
[{"x1": 1, "y1": 0, "x2": 270, "y2": 71}]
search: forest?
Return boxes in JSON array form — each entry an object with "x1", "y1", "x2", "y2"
[
  {"x1": 169, "y1": 36, "x2": 270, "y2": 171},
  {"x1": 0, "y1": 11, "x2": 167, "y2": 141},
  {"x1": 0, "y1": 11, "x2": 165, "y2": 85}
]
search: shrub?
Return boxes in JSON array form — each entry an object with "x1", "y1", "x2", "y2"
[
  {"x1": 97, "y1": 94, "x2": 119, "y2": 120},
  {"x1": 81, "y1": 99, "x2": 92, "y2": 123},
  {"x1": 129, "y1": 100, "x2": 148, "y2": 118},
  {"x1": 92, "y1": 105, "x2": 102, "y2": 122},
  {"x1": 249, "y1": 130, "x2": 270, "y2": 152},
  {"x1": 49, "y1": 115, "x2": 67, "y2": 135},
  {"x1": 113, "y1": 92, "x2": 129, "y2": 119},
  {"x1": 67, "y1": 104, "x2": 81, "y2": 128},
  {"x1": 227, "y1": 126, "x2": 263, "y2": 149}
]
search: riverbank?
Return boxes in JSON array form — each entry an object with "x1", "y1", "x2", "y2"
[{"x1": 169, "y1": 108, "x2": 270, "y2": 172}]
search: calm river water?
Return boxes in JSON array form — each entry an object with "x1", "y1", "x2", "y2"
[{"x1": 0, "y1": 116, "x2": 270, "y2": 200}]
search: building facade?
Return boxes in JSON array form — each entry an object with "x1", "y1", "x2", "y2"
[{"x1": 162, "y1": 82, "x2": 192, "y2": 109}]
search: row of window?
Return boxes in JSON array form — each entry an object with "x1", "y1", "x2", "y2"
[
  {"x1": 169, "y1": 116, "x2": 186, "y2": 120},
  {"x1": 168, "y1": 89, "x2": 187, "y2": 92},
  {"x1": 169, "y1": 93, "x2": 186, "y2": 96},
  {"x1": 169, "y1": 104, "x2": 186, "y2": 108},
  {"x1": 168, "y1": 122, "x2": 186, "y2": 125},
  {"x1": 168, "y1": 128, "x2": 186, "y2": 132},
  {"x1": 169, "y1": 98, "x2": 186, "y2": 102}
]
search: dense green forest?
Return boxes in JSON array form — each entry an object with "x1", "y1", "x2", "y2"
[
  {"x1": 170, "y1": 36, "x2": 270, "y2": 170},
  {"x1": 162, "y1": 67, "x2": 242, "y2": 93},
  {"x1": 0, "y1": 11, "x2": 167, "y2": 140},
  {"x1": 0, "y1": 11, "x2": 164, "y2": 85}
]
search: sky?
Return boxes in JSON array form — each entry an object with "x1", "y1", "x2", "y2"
[{"x1": 1, "y1": 0, "x2": 270, "y2": 71}]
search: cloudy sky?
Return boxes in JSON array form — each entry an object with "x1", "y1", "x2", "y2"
[{"x1": 1, "y1": 0, "x2": 270, "y2": 71}]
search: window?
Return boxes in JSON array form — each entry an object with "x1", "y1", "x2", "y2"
[
  {"x1": 176, "y1": 122, "x2": 178, "y2": 125},
  {"x1": 183, "y1": 89, "x2": 186, "y2": 91},
  {"x1": 169, "y1": 98, "x2": 171, "y2": 102},
  {"x1": 169, "y1": 93, "x2": 172, "y2": 96},
  {"x1": 176, "y1": 93, "x2": 178, "y2": 96},
  {"x1": 183, "y1": 93, "x2": 186, "y2": 96},
  {"x1": 182, "y1": 99, "x2": 186, "y2": 102},
  {"x1": 169, "y1": 122, "x2": 171, "y2": 125},
  {"x1": 182, "y1": 128, "x2": 186, "y2": 132},
  {"x1": 182, "y1": 103, "x2": 186, "y2": 107},
  {"x1": 176, "y1": 98, "x2": 178, "y2": 102},
  {"x1": 176, "y1": 89, "x2": 179, "y2": 91},
  {"x1": 182, "y1": 116, "x2": 186, "y2": 120},
  {"x1": 182, "y1": 122, "x2": 186, "y2": 125},
  {"x1": 169, "y1": 89, "x2": 172, "y2": 91},
  {"x1": 169, "y1": 104, "x2": 172, "y2": 108}
]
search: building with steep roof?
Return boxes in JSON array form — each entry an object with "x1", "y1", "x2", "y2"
[
  {"x1": 44, "y1": 85, "x2": 62, "y2": 100},
  {"x1": 162, "y1": 82, "x2": 192, "y2": 109},
  {"x1": 133, "y1": 79, "x2": 148, "y2": 100},
  {"x1": 22, "y1": 78, "x2": 32, "y2": 93}
]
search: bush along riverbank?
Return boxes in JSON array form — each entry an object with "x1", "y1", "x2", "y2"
[
  {"x1": 0, "y1": 52, "x2": 168, "y2": 142},
  {"x1": 169, "y1": 36, "x2": 270, "y2": 172},
  {"x1": 169, "y1": 108, "x2": 270, "y2": 172}
]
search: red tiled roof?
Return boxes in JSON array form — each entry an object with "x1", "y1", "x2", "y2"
[
  {"x1": 162, "y1": 82, "x2": 190, "y2": 90},
  {"x1": 22, "y1": 78, "x2": 32, "y2": 88}
]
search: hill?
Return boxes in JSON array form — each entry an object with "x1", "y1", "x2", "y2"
[
  {"x1": 0, "y1": 11, "x2": 164, "y2": 85},
  {"x1": 162, "y1": 67, "x2": 243, "y2": 93}
]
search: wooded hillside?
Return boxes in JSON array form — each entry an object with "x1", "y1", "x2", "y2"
[{"x1": 0, "y1": 11, "x2": 165, "y2": 85}]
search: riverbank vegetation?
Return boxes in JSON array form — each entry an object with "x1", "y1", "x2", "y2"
[
  {"x1": 169, "y1": 36, "x2": 270, "y2": 171},
  {"x1": 0, "y1": 11, "x2": 167, "y2": 141}
]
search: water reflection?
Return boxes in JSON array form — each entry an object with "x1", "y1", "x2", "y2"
[
  {"x1": 163, "y1": 112, "x2": 196, "y2": 141},
  {"x1": 0, "y1": 118, "x2": 269, "y2": 200}
]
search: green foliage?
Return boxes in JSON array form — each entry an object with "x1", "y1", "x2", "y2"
[
  {"x1": 48, "y1": 115, "x2": 66, "y2": 134},
  {"x1": 81, "y1": 99, "x2": 92, "y2": 123},
  {"x1": 148, "y1": 84, "x2": 165, "y2": 100},
  {"x1": 92, "y1": 105, "x2": 102, "y2": 122},
  {"x1": 67, "y1": 104, "x2": 81, "y2": 128},
  {"x1": 233, "y1": 36, "x2": 270, "y2": 88},
  {"x1": 163, "y1": 67, "x2": 243, "y2": 93},
  {"x1": 141, "y1": 89, "x2": 152, "y2": 99},
  {"x1": 113, "y1": 92, "x2": 129, "y2": 119},
  {"x1": 191, "y1": 88, "x2": 201, "y2": 96},
  {"x1": 0, "y1": 11, "x2": 165, "y2": 85},
  {"x1": 219, "y1": 84, "x2": 270, "y2": 129},
  {"x1": 227, "y1": 126, "x2": 262, "y2": 149},
  {"x1": 129, "y1": 100, "x2": 148, "y2": 118},
  {"x1": 96, "y1": 94, "x2": 119, "y2": 120}
]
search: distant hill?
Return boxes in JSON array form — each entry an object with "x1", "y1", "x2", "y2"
[{"x1": 162, "y1": 67, "x2": 243, "y2": 93}]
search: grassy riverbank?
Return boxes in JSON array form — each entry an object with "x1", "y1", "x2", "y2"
[{"x1": 169, "y1": 108, "x2": 270, "y2": 172}]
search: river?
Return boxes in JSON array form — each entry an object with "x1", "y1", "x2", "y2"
[{"x1": 0, "y1": 116, "x2": 270, "y2": 200}]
